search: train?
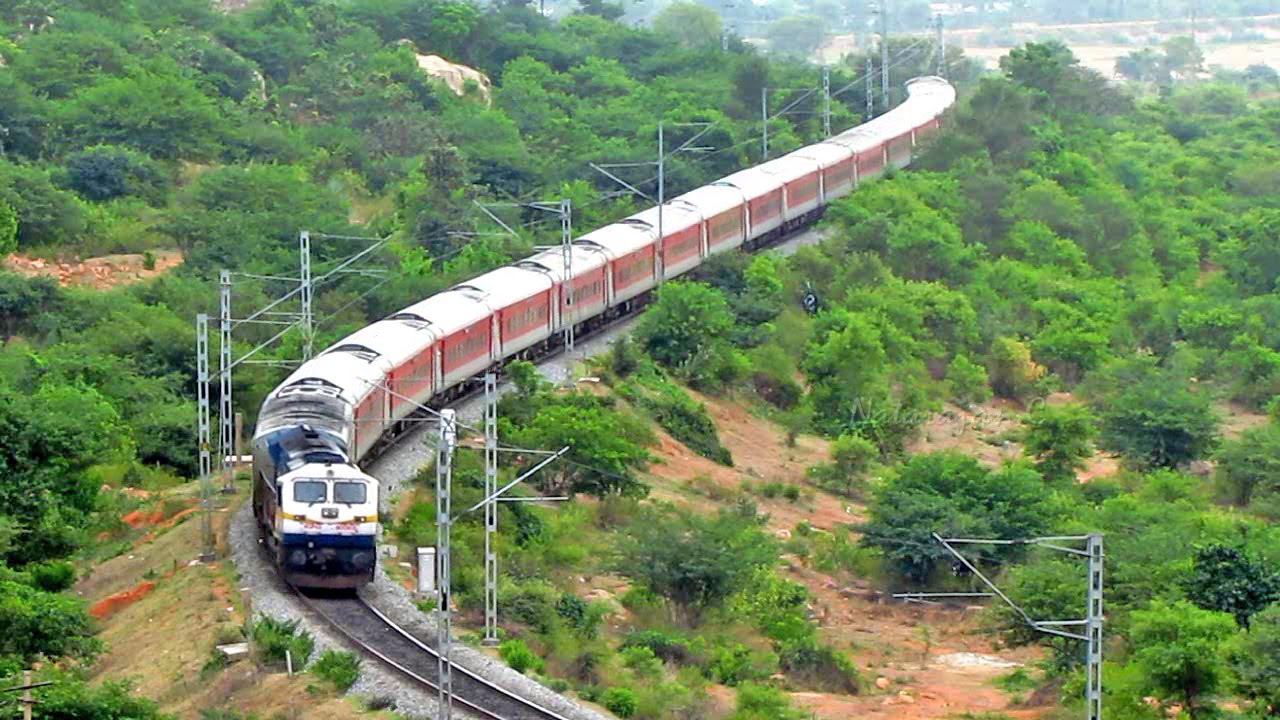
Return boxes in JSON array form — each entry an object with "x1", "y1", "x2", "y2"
[{"x1": 252, "y1": 76, "x2": 957, "y2": 589}]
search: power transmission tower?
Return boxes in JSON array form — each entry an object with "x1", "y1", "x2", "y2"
[
  {"x1": 896, "y1": 533, "x2": 1105, "y2": 720},
  {"x1": 299, "y1": 231, "x2": 313, "y2": 361}
]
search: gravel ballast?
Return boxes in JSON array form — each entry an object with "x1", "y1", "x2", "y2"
[{"x1": 229, "y1": 504, "x2": 463, "y2": 719}]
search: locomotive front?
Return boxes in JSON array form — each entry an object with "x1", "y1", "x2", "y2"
[{"x1": 273, "y1": 461, "x2": 380, "y2": 588}]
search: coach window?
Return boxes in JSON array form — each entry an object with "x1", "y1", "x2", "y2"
[
  {"x1": 334, "y1": 481, "x2": 367, "y2": 505},
  {"x1": 294, "y1": 480, "x2": 327, "y2": 504}
]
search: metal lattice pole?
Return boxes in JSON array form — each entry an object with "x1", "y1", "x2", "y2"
[
  {"x1": 761, "y1": 86, "x2": 769, "y2": 159},
  {"x1": 299, "y1": 231, "x2": 314, "y2": 361},
  {"x1": 195, "y1": 314, "x2": 215, "y2": 561},
  {"x1": 822, "y1": 65, "x2": 832, "y2": 138},
  {"x1": 436, "y1": 409, "x2": 457, "y2": 720},
  {"x1": 482, "y1": 374, "x2": 499, "y2": 646},
  {"x1": 1086, "y1": 533, "x2": 1104, "y2": 720},
  {"x1": 560, "y1": 200, "x2": 574, "y2": 351},
  {"x1": 219, "y1": 270, "x2": 235, "y2": 493}
]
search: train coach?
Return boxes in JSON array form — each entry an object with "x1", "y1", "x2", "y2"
[{"x1": 252, "y1": 76, "x2": 956, "y2": 588}]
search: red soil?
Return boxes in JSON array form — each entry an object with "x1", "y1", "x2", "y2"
[{"x1": 89, "y1": 581, "x2": 156, "y2": 619}]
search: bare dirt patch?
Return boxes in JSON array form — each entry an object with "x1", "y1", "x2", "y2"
[
  {"x1": 907, "y1": 401, "x2": 1025, "y2": 468},
  {"x1": 5, "y1": 250, "x2": 182, "y2": 289}
]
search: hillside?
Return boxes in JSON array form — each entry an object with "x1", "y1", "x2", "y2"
[{"x1": 3, "y1": 1, "x2": 1280, "y2": 719}]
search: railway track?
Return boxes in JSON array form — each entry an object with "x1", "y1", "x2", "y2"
[{"x1": 293, "y1": 589, "x2": 573, "y2": 720}]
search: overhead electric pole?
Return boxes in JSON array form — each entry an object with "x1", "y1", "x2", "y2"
[
  {"x1": 298, "y1": 231, "x2": 314, "y2": 362},
  {"x1": 761, "y1": 86, "x2": 769, "y2": 159},
  {"x1": 822, "y1": 65, "x2": 832, "y2": 137},
  {"x1": 560, "y1": 199, "x2": 573, "y2": 351},
  {"x1": 896, "y1": 533, "x2": 1105, "y2": 720},
  {"x1": 219, "y1": 269, "x2": 235, "y2": 493},
  {"x1": 436, "y1": 409, "x2": 457, "y2": 720},
  {"x1": 195, "y1": 313, "x2": 215, "y2": 562},
  {"x1": 936, "y1": 13, "x2": 946, "y2": 78},
  {"x1": 865, "y1": 56, "x2": 874, "y2": 119},
  {"x1": 482, "y1": 374, "x2": 499, "y2": 646},
  {"x1": 880, "y1": 1, "x2": 890, "y2": 113}
]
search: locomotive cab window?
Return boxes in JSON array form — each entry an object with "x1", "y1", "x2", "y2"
[
  {"x1": 334, "y1": 481, "x2": 367, "y2": 505},
  {"x1": 294, "y1": 480, "x2": 327, "y2": 504}
]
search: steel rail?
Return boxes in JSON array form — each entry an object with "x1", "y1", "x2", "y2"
[{"x1": 292, "y1": 589, "x2": 573, "y2": 720}]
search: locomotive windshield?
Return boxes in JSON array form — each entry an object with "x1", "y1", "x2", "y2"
[
  {"x1": 293, "y1": 481, "x2": 327, "y2": 504},
  {"x1": 333, "y1": 482, "x2": 367, "y2": 504}
]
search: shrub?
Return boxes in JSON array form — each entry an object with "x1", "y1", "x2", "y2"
[
  {"x1": 778, "y1": 638, "x2": 861, "y2": 693},
  {"x1": 987, "y1": 337, "x2": 1044, "y2": 401},
  {"x1": 622, "y1": 630, "x2": 693, "y2": 664},
  {"x1": 498, "y1": 638, "x2": 543, "y2": 675},
  {"x1": 310, "y1": 649, "x2": 361, "y2": 691},
  {"x1": 602, "y1": 687, "x2": 638, "y2": 718},
  {"x1": 620, "y1": 645, "x2": 664, "y2": 680},
  {"x1": 61, "y1": 145, "x2": 168, "y2": 203},
  {"x1": 704, "y1": 643, "x2": 777, "y2": 685},
  {"x1": 501, "y1": 580, "x2": 559, "y2": 633},
  {"x1": 947, "y1": 354, "x2": 991, "y2": 407},
  {"x1": 251, "y1": 617, "x2": 314, "y2": 668},
  {"x1": 29, "y1": 560, "x2": 76, "y2": 592}
]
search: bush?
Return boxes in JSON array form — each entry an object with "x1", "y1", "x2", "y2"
[
  {"x1": 28, "y1": 560, "x2": 76, "y2": 592},
  {"x1": 310, "y1": 649, "x2": 361, "y2": 691},
  {"x1": 778, "y1": 638, "x2": 861, "y2": 693},
  {"x1": 498, "y1": 638, "x2": 543, "y2": 675},
  {"x1": 622, "y1": 630, "x2": 694, "y2": 664},
  {"x1": 60, "y1": 145, "x2": 168, "y2": 203},
  {"x1": 987, "y1": 337, "x2": 1044, "y2": 401},
  {"x1": 251, "y1": 617, "x2": 314, "y2": 668},
  {"x1": 622, "y1": 379, "x2": 732, "y2": 466},
  {"x1": 0, "y1": 161, "x2": 88, "y2": 248},
  {"x1": 602, "y1": 687, "x2": 638, "y2": 718},
  {"x1": 946, "y1": 354, "x2": 991, "y2": 407},
  {"x1": 704, "y1": 643, "x2": 777, "y2": 685}
]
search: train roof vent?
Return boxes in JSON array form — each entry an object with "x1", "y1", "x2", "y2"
[
  {"x1": 329, "y1": 344, "x2": 379, "y2": 362},
  {"x1": 387, "y1": 312, "x2": 433, "y2": 330},
  {"x1": 514, "y1": 259, "x2": 555, "y2": 274},
  {"x1": 279, "y1": 378, "x2": 342, "y2": 398},
  {"x1": 449, "y1": 284, "x2": 487, "y2": 301},
  {"x1": 619, "y1": 218, "x2": 653, "y2": 230},
  {"x1": 574, "y1": 239, "x2": 605, "y2": 251}
]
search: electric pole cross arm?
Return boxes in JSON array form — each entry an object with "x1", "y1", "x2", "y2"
[{"x1": 921, "y1": 532, "x2": 1104, "y2": 720}]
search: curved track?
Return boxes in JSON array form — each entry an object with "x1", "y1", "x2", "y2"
[{"x1": 293, "y1": 590, "x2": 572, "y2": 720}]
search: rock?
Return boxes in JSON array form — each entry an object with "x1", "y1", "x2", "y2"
[
  {"x1": 381, "y1": 545, "x2": 398, "y2": 559},
  {"x1": 775, "y1": 528, "x2": 791, "y2": 540},
  {"x1": 400, "y1": 45, "x2": 492, "y2": 102},
  {"x1": 875, "y1": 677, "x2": 891, "y2": 690},
  {"x1": 897, "y1": 691, "x2": 916, "y2": 704}
]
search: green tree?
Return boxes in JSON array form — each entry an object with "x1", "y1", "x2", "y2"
[
  {"x1": 0, "y1": 200, "x2": 15, "y2": 256},
  {"x1": 0, "y1": 580, "x2": 100, "y2": 663},
  {"x1": 1022, "y1": 403, "x2": 1095, "y2": 484},
  {"x1": 635, "y1": 281, "x2": 735, "y2": 370},
  {"x1": 616, "y1": 506, "x2": 777, "y2": 618},
  {"x1": 1088, "y1": 358, "x2": 1219, "y2": 470},
  {"x1": 1129, "y1": 600, "x2": 1237, "y2": 720},
  {"x1": 861, "y1": 453, "x2": 1057, "y2": 584},
  {"x1": 945, "y1": 354, "x2": 990, "y2": 407},
  {"x1": 1162, "y1": 36, "x2": 1204, "y2": 79},
  {"x1": 987, "y1": 336, "x2": 1042, "y2": 402},
  {"x1": 1215, "y1": 422, "x2": 1280, "y2": 507},
  {"x1": 652, "y1": 2, "x2": 722, "y2": 49},
  {"x1": 1229, "y1": 603, "x2": 1280, "y2": 713},
  {"x1": 0, "y1": 162, "x2": 88, "y2": 249},
  {"x1": 61, "y1": 71, "x2": 228, "y2": 160},
  {"x1": 506, "y1": 396, "x2": 651, "y2": 498},
  {"x1": 1220, "y1": 208, "x2": 1280, "y2": 296},
  {"x1": 1183, "y1": 544, "x2": 1280, "y2": 628},
  {"x1": 765, "y1": 15, "x2": 827, "y2": 58}
]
